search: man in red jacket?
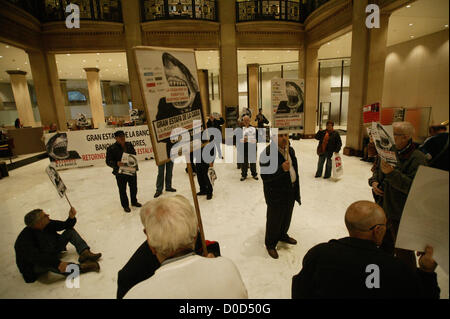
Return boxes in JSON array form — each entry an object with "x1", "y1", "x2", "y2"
[{"x1": 14, "y1": 207, "x2": 101, "y2": 283}]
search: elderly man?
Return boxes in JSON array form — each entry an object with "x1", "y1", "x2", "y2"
[
  {"x1": 106, "y1": 130, "x2": 142, "y2": 213},
  {"x1": 260, "y1": 131, "x2": 301, "y2": 259},
  {"x1": 14, "y1": 207, "x2": 101, "y2": 283},
  {"x1": 292, "y1": 201, "x2": 440, "y2": 299},
  {"x1": 239, "y1": 115, "x2": 258, "y2": 181},
  {"x1": 125, "y1": 195, "x2": 248, "y2": 298},
  {"x1": 369, "y1": 122, "x2": 428, "y2": 269}
]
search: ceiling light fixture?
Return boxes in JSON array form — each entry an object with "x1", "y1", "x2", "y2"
[
  {"x1": 406, "y1": 5, "x2": 411, "y2": 8},
  {"x1": 67, "y1": 54, "x2": 71, "y2": 56},
  {"x1": 6, "y1": 45, "x2": 10, "y2": 48},
  {"x1": 445, "y1": 25, "x2": 449, "y2": 28},
  {"x1": 410, "y1": 35, "x2": 415, "y2": 38},
  {"x1": 409, "y1": 23, "x2": 413, "y2": 26}
]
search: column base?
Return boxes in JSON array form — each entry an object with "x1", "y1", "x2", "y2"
[{"x1": 343, "y1": 147, "x2": 363, "y2": 157}]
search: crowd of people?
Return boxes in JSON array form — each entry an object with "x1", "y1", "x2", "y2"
[{"x1": 13, "y1": 113, "x2": 447, "y2": 299}]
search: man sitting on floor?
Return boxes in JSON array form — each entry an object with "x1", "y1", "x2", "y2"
[{"x1": 15, "y1": 207, "x2": 101, "y2": 283}]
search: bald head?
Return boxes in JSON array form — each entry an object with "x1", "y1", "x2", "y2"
[{"x1": 345, "y1": 201, "x2": 386, "y2": 233}]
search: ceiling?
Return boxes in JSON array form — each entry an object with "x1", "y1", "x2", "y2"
[{"x1": 0, "y1": 0, "x2": 447, "y2": 84}]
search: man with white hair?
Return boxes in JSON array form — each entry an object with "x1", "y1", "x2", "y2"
[
  {"x1": 125, "y1": 195, "x2": 248, "y2": 299},
  {"x1": 239, "y1": 115, "x2": 258, "y2": 181},
  {"x1": 292, "y1": 201, "x2": 440, "y2": 298},
  {"x1": 369, "y1": 121, "x2": 428, "y2": 269}
]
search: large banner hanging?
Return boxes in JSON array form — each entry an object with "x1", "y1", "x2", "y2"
[
  {"x1": 44, "y1": 125, "x2": 153, "y2": 170},
  {"x1": 134, "y1": 46, "x2": 204, "y2": 165},
  {"x1": 271, "y1": 78, "x2": 304, "y2": 133}
]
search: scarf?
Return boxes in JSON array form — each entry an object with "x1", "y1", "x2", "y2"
[
  {"x1": 322, "y1": 131, "x2": 330, "y2": 154},
  {"x1": 397, "y1": 139, "x2": 415, "y2": 160}
]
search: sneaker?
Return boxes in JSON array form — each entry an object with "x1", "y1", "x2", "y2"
[
  {"x1": 79, "y1": 260, "x2": 100, "y2": 273},
  {"x1": 240, "y1": 176, "x2": 246, "y2": 181},
  {"x1": 165, "y1": 188, "x2": 177, "y2": 192},
  {"x1": 132, "y1": 202, "x2": 142, "y2": 207},
  {"x1": 124, "y1": 207, "x2": 131, "y2": 213},
  {"x1": 267, "y1": 248, "x2": 279, "y2": 259},
  {"x1": 154, "y1": 191, "x2": 162, "y2": 198},
  {"x1": 78, "y1": 249, "x2": 102, "y2": 263}
]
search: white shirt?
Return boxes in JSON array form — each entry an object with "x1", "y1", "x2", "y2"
[
  {"x1": 125, "y1": 255, "x2": 248, "y2": 299},
  {"x1": 279, "y1": 146, "x2": 297, "y2": 184}
]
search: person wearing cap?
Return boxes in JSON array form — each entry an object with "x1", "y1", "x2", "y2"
[
  {"x1": 106, "y1": 131, "x2": 142, "y2": 213},
  {"x1": 292, "y1": 201, "x2": 440, "y2": 299},
  {"x1": 260, "y1": 131, "x2": 301, "y2": 259}
]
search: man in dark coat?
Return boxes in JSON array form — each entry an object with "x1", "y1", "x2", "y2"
[
  {"x1": 419, "y1": 124, "x2": 449, "y2": 171},
  {"x1": 292, "y1": 201, "x2": 440, "y2": 299},
  {"x1": 14, "y1": 207, "x2": 101, "y2": 283},
  {"x1": 206, "y1": 113, "x2": 225, "y2": 159},
  {"x1": 260, "y1": 131, "x2": 301, "y2": 259},
  {"x1": 106, "y1": 130, "x2": 142, "y2": 213},
  {"x1": 315, "y1": 120, "x2": 342, "y2": 179}
]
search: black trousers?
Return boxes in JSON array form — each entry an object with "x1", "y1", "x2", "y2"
[
  {"x1": 196, "y1": 162, "x2": 213, "y2": 195},
  {"x1": 241, "y1": 142, "x2": 257, "y2": 177},
  {"x1": 115, "y1": 174, "x2": 138, "y2": 208},
  {"x1": 265, "y1": 191, "x2": 295, "y2": 249}
]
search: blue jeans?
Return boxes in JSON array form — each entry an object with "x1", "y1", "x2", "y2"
[
  {"x1": 316, "y1": 153, "x2": 332, "y2": 178},
  {"x1": 156, "y1": 161, "x2": 173, "y2": 192}
]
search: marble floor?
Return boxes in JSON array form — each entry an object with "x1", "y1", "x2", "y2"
[{"x1": 0, "y1": 137, "x2": 448, "y2": 298}]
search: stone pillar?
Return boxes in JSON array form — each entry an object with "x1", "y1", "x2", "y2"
[
  {"x1": 218, "y1": 0, "x2": 239, "y2": 126},
  {"x1": 247, "y1": 64, "x2": 259, "y2": 122},
  {"x1": 60, "y1": 79, "x2": 69, "y2": 106},
  {"x1": 84, "y1": 68, "x2": 105, "y2": 129},
  {"x1": 102, "y1": 80, "x2": 113, "y2": 105},
  {"x1": 122, "y1": 0, "x2": 144, "y2": 111},
  {"x1": 197, "y1": 69, "x2": 210, "y2": 122},
  {"x1": 119, "y1": 84, "x2": 129, "y2": 104},
  {"x1": 6, "y1": 70, "x2": 35, "y2": 127},
  {"x1": 345, "y1": 0, "x2": 390, "y2": 156},
  {"x1": 303, "y1": 46, "x2": 319, "y2": 137},
  {"x1": 28, "y1": 51, "x2": 67, "y2": 130}
]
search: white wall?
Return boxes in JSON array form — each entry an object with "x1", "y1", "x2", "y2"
[{"x1": 383, "y1": 29, "x2": 449, "y2": 125}]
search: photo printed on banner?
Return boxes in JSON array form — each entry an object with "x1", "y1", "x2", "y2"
[
  {"x1": 371, "y1": 122, "x2": 398, "y2": 165},
  {"x1": 134, "y1": 47, "x2": 204, "y2": 165},
  {"x1": 271, "y1": 78, "x2": 304, "y2": 133},
  {"x1": 118, "y1": 153, "x2": 138, "y2": 176},
  {"x1": 46, "y1": 164, "x2": 67, "y2": 198}
]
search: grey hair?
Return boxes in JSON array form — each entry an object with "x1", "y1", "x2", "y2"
[
  {"x1": 393, "y1": 121, "x2": 415, "y2": 139},
  {"x1": 140, "y1": 195, "x2": 198, "y2": 258},
  {"x1": 24, "y1": 209, "x2": 43, "y2": 227}
]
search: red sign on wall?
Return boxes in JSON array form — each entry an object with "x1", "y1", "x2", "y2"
[{"x1": 363, "y1": 103, "x2": 380, "y2": 123}]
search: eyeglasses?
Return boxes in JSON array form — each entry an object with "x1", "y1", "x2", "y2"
[{"x1": 368, "y1": 223, "x2": 386, "y2": 231}]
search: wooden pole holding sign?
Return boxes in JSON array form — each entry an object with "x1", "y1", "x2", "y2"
[
  {"x1": 64, "y1": 193, "x2": 73, "y2": 209},
  {"x1": 186, "y1": 155, "x2": 208, "y2": 257}
]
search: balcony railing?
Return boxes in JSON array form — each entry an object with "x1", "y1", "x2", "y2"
[
  {"x1": 236, "y1": 0, "x2": 330, "y2": 23},
  {"x1": 141, "y1": 0, "x2": 218, "y2": 22},
  {"x1": 5, "y1": 0, "x2": 123, "y2": 23}
]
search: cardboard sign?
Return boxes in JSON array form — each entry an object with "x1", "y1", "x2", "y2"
[
  {"x1": 371, "y1": 122, "x2": 397, "y2": 165},
  {"x1": 271, "y1": 78, "x2": 304, "y2": 133},
  {"x1": 46, "y1": 165, "x2": 67, "y2": 198}
]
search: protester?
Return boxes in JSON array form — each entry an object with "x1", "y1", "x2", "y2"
[
  {"x1": 260, "y1": 131, "x2": 301, "y2": 259},
  {"x1": 315, "y1": 120, "x2": 342, "y2": 178},
  {"x1": 154, "y1": 144, "x2": 176, "y2": 198},
  {"x1": 239, "y1": 115, "x2": 258, "y2": 181},
  {"x1": 14, "y1": 207, "x2": 101, "y2": 283},
  {"x1": 292, "y1": 201, "x2": 440, "y2": 299},
  {"x1": 125, "y1": 195, "x2": 248, "y2": 298},
  {"x1": 419, "y1": 124, "x2": 449, "y2": 171},
  {"x1": 369, "y1": 121, "x2": 427, "y2": 269},
  {"x1": 206, "y1": 113, "x2": 224, "y2": 159},
  {"x1": 106, "y1": 130, "x2": 142, "y2": 213},
  {"x1": 255, "y1": 109, "x2": 269, "y2": 128}
]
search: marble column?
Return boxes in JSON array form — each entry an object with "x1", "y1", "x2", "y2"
[
  {"x1": 102, "y1": 80, "x2": 113, "y2": 105},
  {"x1": 60, "y1": 79, "x2": 69, "y2": 107},
  {"x1": 197, "y1": 69, "x2": 211, "y2": 123},
  {"x1": 345, "y1": 0, "x2": 390, "y2": 156},
  {"x1": 218, "y1": 0, "x2": 239, "y2": 126},
  {"x1": 121, "y1": 0, "x2": 144, "y2": 111},
  {"x1": 6, "y1": 70, "x2": 35, "y2": 127},
  {"x1": 303, "y1": 46, "x2": 319, "y2": 137},
  {"x1": 28, "y1": 51, "x2": 67, "y2": 130},
  {"x1": 84, "y1": 68, "x2": 105, "y2": 128},
  {"x1": 247, "y1": 64, "x2": 259, "y2": 122}
]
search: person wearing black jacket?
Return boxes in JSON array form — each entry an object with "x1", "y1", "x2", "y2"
[
  {"x1": 14, "y1": 207, "x2": 101, "y2": 283},
  {"x1": 106, "y1": 131, "x2": 142, "y2": 213},
  {"x1": 206, "y1": 113, "x2": 225, "y2": 159},
  {"x1": 260, "y1": 132, "x2": 301, "y2": 259},
  {"x1": 292, "y1": 201, "x2": 440, "y2": 299},
  {"x1": 315, "y1": 120, "x2": 342, "y2": 179}
]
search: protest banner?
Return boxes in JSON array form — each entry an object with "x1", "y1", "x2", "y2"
[
  {"x1": 271, "y1": 78, "x2": 304, "y2": 133},
  {"x1": 371, "y1": 122, "x2": 397, "y2": 165}
]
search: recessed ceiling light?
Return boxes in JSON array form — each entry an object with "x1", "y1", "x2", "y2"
[
  {"x1": 409, "y1": 23, "x2": 413, "y2": 26},
  {"x1": 97, "y1": 53, "x2": 100, "y2": 55},
  {"x1": 327, "y1": 42, "x2": 331, "y2": 45},
  {"x1": 410, "y1": 35, "x2": 415, "y2": 38},
  {"x1": 445, "y1": 25, "x2": 449, "y2": 28},
  {"x1": 16, "y1": 68, "x2": 20, "y2": 70},
  {"x1": 6, "y1": 45, "x2": 10, "y2": 48},
  {"x1": 66, "y1": 54, "x2": 71, "y2": 56},
  {"x1": 0, "y1": 56, "x2": 3, "y2": 58},
  {"x1": 406, "y1": 5, "x2": 411, "y2": 8},
  {"x1": 83, "y1": 59, "x2": 86, "y2": 62},
  {"x1": 24, "y1": 62, "x2": 27, "y2": 64}
]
